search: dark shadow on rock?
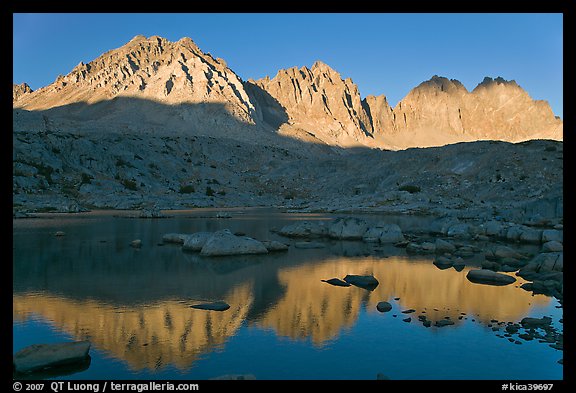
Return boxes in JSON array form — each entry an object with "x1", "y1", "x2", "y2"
[{"x1": 244, "y1": 80, "x2": 289, "y2": 130}]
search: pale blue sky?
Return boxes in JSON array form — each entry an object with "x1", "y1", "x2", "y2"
[{"x1": 13, "y1": 13, "x2": 563, "y2": 118}]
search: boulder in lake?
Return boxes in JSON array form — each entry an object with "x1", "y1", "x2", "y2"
[
  {"x1": 182, "y1": 232, "x2": 213, "y2": 251},
  {"x1": 278, "y1": 221, "x2": 328, "y2": 238},
  {"x1": 191, "y1": 301, "x2": 230, "y2": 311},
  {"x1": 434, "y1": 256, "x2": 453, "y2": 269},
  {"x1": 321, "y1": 278, "x2": 351, "y2": 287},
  {"x1": 200, "y1": 230, "x2": 268, "y2": 256},
  {"x1": 13, "y1": 341, "x2": 91, "y2": 374},
  {"x1": 520, "y1": 316, "x2": 552, "y2": 328},
  {"x1": 466, "y1": 269, "x2": 516, "y2": 286},
  {"x1": 343, "y1": 274, "x2": 379, "y2": 290},
  {"x1": 376, "y1": 301, "x2": 393, "y2": 312},
  {"x1": 328, "y1": 217, "x2": 369, "y2": 240}
]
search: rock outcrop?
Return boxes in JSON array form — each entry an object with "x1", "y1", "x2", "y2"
[
  {"x1": 13, "y1": 82, "x2": 33, "y2": 101},
  {"x1": 13, "y1": 341, "x2": 91, "y2": 374}
]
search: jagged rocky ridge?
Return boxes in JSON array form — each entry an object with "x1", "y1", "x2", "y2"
[
  {"x1": 13, "y1": 35, "x2": 563, "y2": 220},
  {"x1": 14, "y1": 35, "x2": 562, "y2": 149}
]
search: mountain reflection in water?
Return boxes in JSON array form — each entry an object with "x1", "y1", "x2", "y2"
[{"x1": 14, "y1": 253, "x2": 548, "y2": 371}]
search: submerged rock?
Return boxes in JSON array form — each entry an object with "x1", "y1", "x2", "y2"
[
  {"x1": 200, "y1": 230, "x2": 268, "y2": 256},
  {"x1": 13, "y1": 341, "x2": 91, "y2": 374},
  {"x1": 191, "y1": 301, "x2": 230, "y2": 311},
  {"x1": 466, "y1": 269, "x2": 516, "y2": 286},
  {"x1": 343, "y1": 274, "x2": 379, "y2": 290},
  {"x1": 321, "y1": 278, "x2": 351, "y2": 287}
]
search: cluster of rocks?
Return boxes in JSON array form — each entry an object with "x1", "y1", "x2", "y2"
[
  {"x1": 277, "y1": 217, "x2": 404, "y2": 243},
  {"x1": 375, "y1": 300, "x2": 456, "y2": 328},
  {"x1": 276, "y1": 215, "x2": 563, "y2": 299},
  {"x1": 490, "y1": 316, "x2": 563, "y2": 355},
  {"x1": 163, "y1": 229, "x2": 288, "y2": 257}
]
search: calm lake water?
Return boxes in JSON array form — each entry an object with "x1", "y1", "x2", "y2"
[{"x1": 13, "y1": 209, "x2": 563, "y2": 380}]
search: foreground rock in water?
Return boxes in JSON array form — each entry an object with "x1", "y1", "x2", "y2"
[
  {"x1": 182, "y1": 232, "x2": 213, "y2": 251},
  {"x1": 343, "y1": 274, "x2": 379, "y2": 290},
  {"x1": 190, "y1": 301, "x2": 231, "y2": 311},
  {"x1": 200, "y1": 229, "x2": 268, "y2": 256},
  {"x1": 13, "y1": 341, "x2": 91, "y2": 374},
  {"x1": 466, "y1": 269, "x2": 516, "y2": 286}
]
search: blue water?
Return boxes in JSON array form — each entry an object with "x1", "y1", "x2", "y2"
[{"x1": 13, "y1": 209, "x2": 563, "y2": 380}]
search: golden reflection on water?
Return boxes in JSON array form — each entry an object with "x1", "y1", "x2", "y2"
[
  {"x1": 13, "y1": 284, "x2": 254, "y2": 371},
  {"x1": 254, "y1": 256, "x2": 549, "y2": 344},
  {"x1": 13, "y1": 256, "x2": 550, "y2": 371}
]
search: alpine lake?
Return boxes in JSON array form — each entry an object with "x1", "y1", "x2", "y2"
[{"x1": 13, "y1": 208, "x2": 563, "y2": 380}]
